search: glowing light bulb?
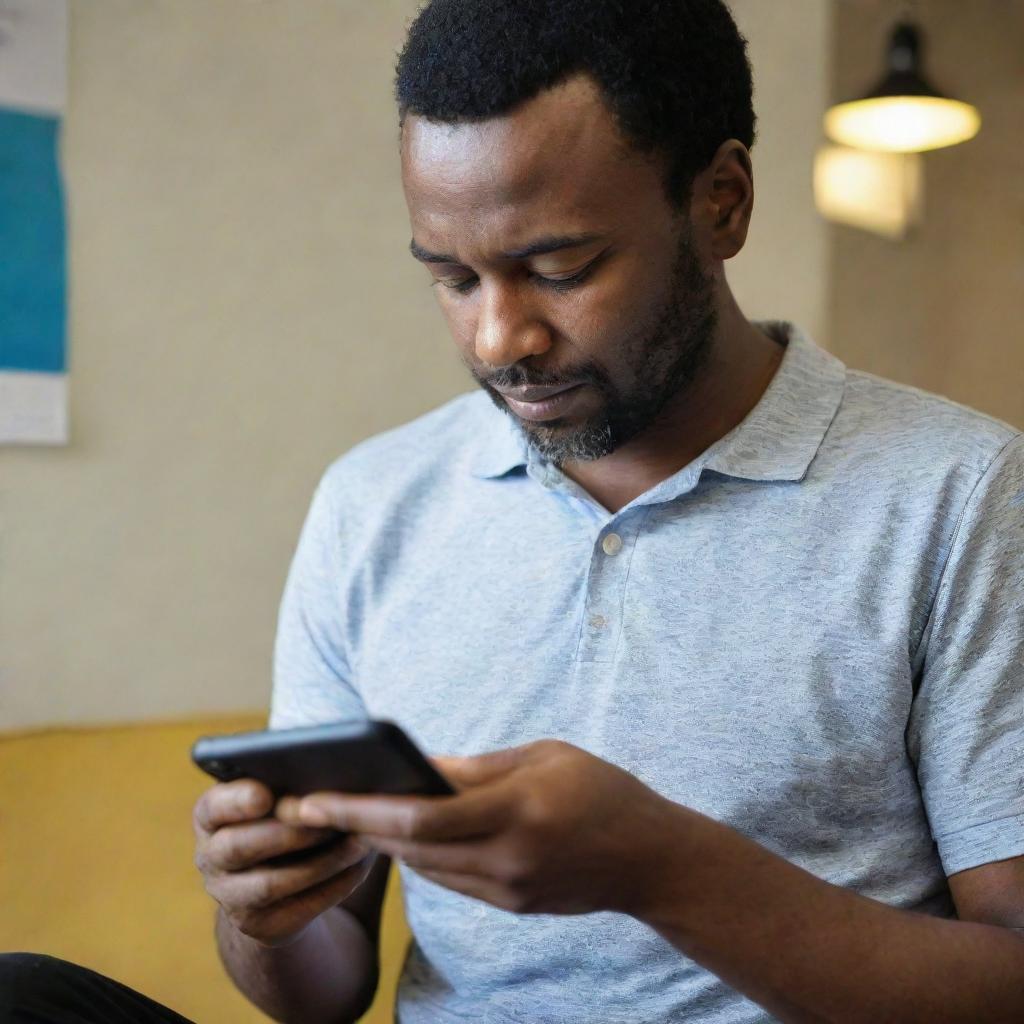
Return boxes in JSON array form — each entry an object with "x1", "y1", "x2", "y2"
[{"x1": 825, "y1": 95, "x2": 980, "y2": 153}]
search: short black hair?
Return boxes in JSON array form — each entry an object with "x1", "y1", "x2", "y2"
[{"x1": 395, "y1": 0, "x2": 756, "y2": 207}]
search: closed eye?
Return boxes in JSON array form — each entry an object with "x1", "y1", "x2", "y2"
[
  {"x1": 535, "y1": 263, "x2": 596, "y2": 292},
  {"x1": 434, "y1": 255, "x2": 604, "y2": 296},
  {"x1": 434, "y1": 275, "x2": 479, "y2": 294}
]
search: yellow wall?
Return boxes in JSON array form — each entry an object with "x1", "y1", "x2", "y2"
[{"x1": 0, "y1": 717, "x2": 411, "y2": 1023}]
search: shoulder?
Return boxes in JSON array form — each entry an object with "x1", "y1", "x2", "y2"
[
  {"x1": 831, "y1": 367, "x2": 1021, "y2": 481},
  {"x1": 314, "y1": 389, "x2": 504, "y2": 509}
]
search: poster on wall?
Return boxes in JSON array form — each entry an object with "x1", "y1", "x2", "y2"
[{"x1": 0, "y1": 0, "x2": 68, "y2": 444}]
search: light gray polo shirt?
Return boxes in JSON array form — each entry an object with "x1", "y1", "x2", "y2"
[{"x1": 271, "y1": 323, "x2": 1024, "y2": 1024}]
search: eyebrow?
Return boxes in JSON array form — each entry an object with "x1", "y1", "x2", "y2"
[{"x1": 409, "y1": 233, "x2": 605, "y2": 265}]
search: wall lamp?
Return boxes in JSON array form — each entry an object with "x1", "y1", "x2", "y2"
[{"x1": 824, "y1": 22, "x2": 981, "y2": 153}]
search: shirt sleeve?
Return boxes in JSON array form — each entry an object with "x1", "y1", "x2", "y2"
[
  {"x1": 907, "y1": 433, "x2": 1024, "y2": 876},
  {"x1": 269, "y1": 470, "x2": 369, "y2": 730}
]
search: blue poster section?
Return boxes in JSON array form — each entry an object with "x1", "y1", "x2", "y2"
[{"x1": 0, "y1": 107, "x2": 67, "y2": 373}]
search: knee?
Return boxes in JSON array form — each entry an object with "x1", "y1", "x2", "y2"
[{"x1": 0, "y1": 953, "x2": 77, "y2": 1018}]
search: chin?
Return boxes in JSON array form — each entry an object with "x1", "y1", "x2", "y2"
[{"x1": 518, "y1": 417, "x2": 617, "y2": 464}]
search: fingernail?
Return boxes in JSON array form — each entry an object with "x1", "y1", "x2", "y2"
[{"x1": 299, "y1": 800, "x2": 331, "y2": 827}]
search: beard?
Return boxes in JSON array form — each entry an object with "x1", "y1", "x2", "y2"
[{"x1": 472, "y1": 226, "x2": 718, "y2": 465}]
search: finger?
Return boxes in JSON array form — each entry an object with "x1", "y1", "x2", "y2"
[
  {"x1": 218, "y1": 835, "x2": 370, "y2": 912},
  {"x1": 194, "y1": 779, "x2": 274, "y2": 836},
  {"x1": 273, "y1": 794, "x2": 315, "y2": 827},
  {"x1": 250, "y1": 857, "x2": 377, "y2": 947},
  {"x1": 360, "y1": 835, "x2": 496, "y2": 877},
  {"x1": 206, "y1": 818, "x2": 339, "y2": 872},
  {"x1": 276, "y1": 793, "x2": 355, "y2": 832},
  {"x1": 297, "y1": 784, "x2": 512, "y2": 842},
  {"x1": 431, "y1": 746, "x2": 532, "y2": 789}
]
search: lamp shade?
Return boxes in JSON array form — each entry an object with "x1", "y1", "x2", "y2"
[{"x1": 825, "y1": 23, "x2": 981, "y2": 153}]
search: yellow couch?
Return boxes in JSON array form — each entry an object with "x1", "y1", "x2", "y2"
[{"x1": 0, "y1": 716, "x2": 410, "y2": 1023}]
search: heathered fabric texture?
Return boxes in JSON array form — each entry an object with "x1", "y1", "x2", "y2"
[{"x1": 271, "y1": 323, "x2": 1024, "y2": 1024}]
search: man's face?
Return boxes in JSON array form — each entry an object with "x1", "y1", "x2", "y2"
[{"x1": 401, "y1": 75, "x2": 718, "y2": 464}]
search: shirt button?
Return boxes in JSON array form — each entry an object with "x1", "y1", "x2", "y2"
[
  {"x1": 601, "y1": 533, "x2": 623, "y2": 556},
  {"x1": 589, "y1": 613, "x2": 607, "y2": 629}
]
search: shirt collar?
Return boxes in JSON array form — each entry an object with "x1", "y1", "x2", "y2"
[
  {"x1": 469, "y1": 403, "x2": 532, "y2": 479},
  {"x1": 470, "y1": 321, "x2": 846, "y2": 485},
  {"x1": 702, "y1": 321, "x2": 846, "y2": 482}
]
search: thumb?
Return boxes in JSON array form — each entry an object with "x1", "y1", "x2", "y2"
[{"x1": 431, "y1": 745, "x2": 531, "y2": 788}]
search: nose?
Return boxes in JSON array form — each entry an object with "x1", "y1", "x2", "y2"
[{"x1": 473, "y1": 279, "x2": 553, "y2": 368}]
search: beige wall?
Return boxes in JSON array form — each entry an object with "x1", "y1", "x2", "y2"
[
  {"x1": 1, "y1": 0, "x2": 832, "y2": 730},
  {"x1": 828, "y1": 0, "x2": 1024, "y2": 430},
  {"x1": 2, "y1": 0, "x2": 465, "y2": 730},
  {"x1": 728, "y1": 0, "x2": 833, "y2": 345}
]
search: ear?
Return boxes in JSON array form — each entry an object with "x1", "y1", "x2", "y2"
[{"x1": 692, "y1": 140, "x2": 754, "y2": 261}]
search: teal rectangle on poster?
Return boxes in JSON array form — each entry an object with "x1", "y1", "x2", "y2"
[{"x1": 0, "y1": 107, "x2": 67, "y2": 373}]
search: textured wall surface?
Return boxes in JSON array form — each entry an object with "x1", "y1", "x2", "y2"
[
  {"x1": 1, "y1": 1, "x2": 465, "y2": 729},
  {"x1": 727, "y1": 0, "x2": 833, "y2": 345}
]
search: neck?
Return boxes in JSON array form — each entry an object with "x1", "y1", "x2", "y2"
[{"x1": 560, "y1": 285, "x2": 785, "y2": 514}]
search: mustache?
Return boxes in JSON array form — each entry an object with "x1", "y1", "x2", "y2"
[{"x1": 480, "y1": 363, "x2": 601, "y2": 391}]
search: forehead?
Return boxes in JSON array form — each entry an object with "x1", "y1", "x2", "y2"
[{"x1": 400, "y1": 75, "x2": 668, "y2": 253}]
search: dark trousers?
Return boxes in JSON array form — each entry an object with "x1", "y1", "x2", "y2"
[{"x1": 0, "y1": 954, "x2": 195, "y2": 1023}]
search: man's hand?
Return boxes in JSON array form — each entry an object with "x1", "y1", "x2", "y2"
[
  {"x1": 275, "y1": 740, "x2": 689, "y2": 917},
  {"x1": 193, "y1": 779, "x2": 376, "y2": 946}
]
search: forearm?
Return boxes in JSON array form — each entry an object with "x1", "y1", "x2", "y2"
[
  {"x1": 642, "y1": 805, "x2": 1024, "y2": 1024},
  {"x1": 216, "y1": 903, "x2": 378, "y2": 1024}
]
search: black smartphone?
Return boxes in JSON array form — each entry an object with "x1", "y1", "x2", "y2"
[{"x1": 191, "y1": 719, "x2": 454, "y2": 798}]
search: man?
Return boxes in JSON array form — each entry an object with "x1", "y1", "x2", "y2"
[{"x1": 3, "y1": 0, "x2": 1022, "y2": 1022}]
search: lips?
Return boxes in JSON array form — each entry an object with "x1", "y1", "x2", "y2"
[
  {"x1": 493, "y1": 382, "x2": 586, "y2": 423},
  {"x1": 492, "y1": 382, "x2": 581, "y2": 402}
]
